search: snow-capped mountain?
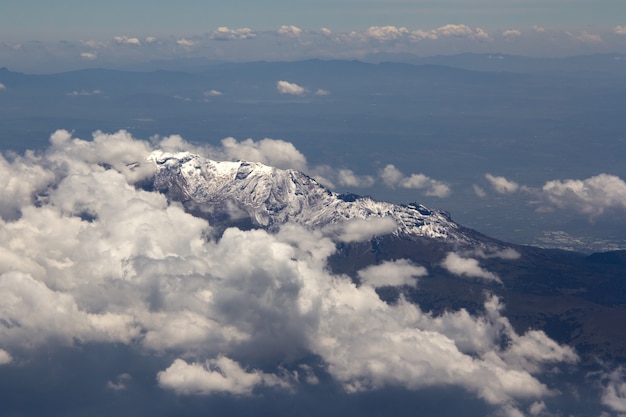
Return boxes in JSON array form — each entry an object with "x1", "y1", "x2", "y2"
[{"x1": 149, "y1": 150, "x2": 487, "y2": 246}]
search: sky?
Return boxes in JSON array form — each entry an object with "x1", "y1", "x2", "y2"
[{"x1": 1, "y1": 0, "x2": 626, "y2": 71}]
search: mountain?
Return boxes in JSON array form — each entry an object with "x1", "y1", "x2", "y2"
[{"x1": 149, "y1": 151, "x2": 626, "y2": 363}]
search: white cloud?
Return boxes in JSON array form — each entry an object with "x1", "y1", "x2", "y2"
[
  {"x1": 502, "y1": 29, "x2": 522, "y2": 40},
  {"x1": 473, "y1": 184, "x2": 487, "y2": 198},
  {"x1": 277, "y1": 25, "x2": 302, "y2": 37},
  {"x1": 158, "y1": 356, "x2": 287, "y2": 395},
  {"x1": 540, "y1": 174, "x2": 626, "y2": 217},
  {"x1": 0, "y1": 129, "x2": 581, "y2": 416},
  {"x1": 435, "y1": 24, "x2": 491, "y2": 41},
  {"x1": 532, "y1": 25, "x2": 545, "y2": 33},
  {"x1": 336, "y1": 169, "x2": 374, "y2": 188},
  {"x1": 323, "y1": 217, "x2": 398, "y2": 242},
  {"x1": 204, "y1": 89, "x2": 223, "y2": 97},
  {"x1": 80, "y1": 51, "x2": 97, "y2": 60},
  {"x1": 176, "y1": 38, "x2": 195, "y2": 47},
  {"x1": 212, "y1": 27, "x2": 256, "y2": 40},
  {"x1": 366, "y1": 26, "x2": 409, "y2": 41},
  {"x1": 0, "y1": 83, "x2": 5, "y2": 90},
  {"x1": 320, "y1": 27, "x2": 332, "y2": 36},
  {"x1": 614, "y1": 26, "x2": 626, "y2": 35},
  {"x1": 221, "y1": 137, "x2": 308, "y2": 171},
  {"x1": 145, "y1": 36, "x2": 157, "y2": 43},
  {"x1": 568, "y1": 31, "x2": 603, "y2": 43},
  {"x1": 485, "y1": 173, "x2": 519, "y2": 194},
  {"x1": 107, "y1": 373, "x2": 132, "y2": 391},
  {"x1": 314, "y1": 88, "x2": 330, "y2": 96},
  {"x1": 0, "y1": 349, "x2": 12, "y2": 365},
  {"x1": 277, "y1": 80, "x2": 307, "y2": 95},
  {"x1": 358, "y1": 259, "x2": 427, "y2": 288},
  {"x1": 66, "y1": 89, "x2": 102, "y2": 96},
  {"x1": 114, "y1": 36, "x2": 141, "y2": 45},
  {"x1": 381, "y1": 165, "x2": 451, "y2": 197},
  {"x1": 441, "y1": 252, "x2": 501, "y2": 283},
  {"x1": 600, "y1": 367, "x2": 626, "y2": 413}
]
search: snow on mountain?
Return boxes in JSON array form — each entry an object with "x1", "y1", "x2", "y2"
[{"x1": 149, "y1": 150, "x2": 484, "y2": 245}]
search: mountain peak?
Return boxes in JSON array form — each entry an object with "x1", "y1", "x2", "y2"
[{"x1": 149, "y1": 151, "x2": 489, "y2": 246}]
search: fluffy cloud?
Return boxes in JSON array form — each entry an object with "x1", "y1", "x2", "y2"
[
  {"x1": 204, "y1": 89, "x2": 223, "y2": 97},
  {"x1": 80, "y1": 51, "x2": 97, "y2": 60},
  {"x1": 221, "y1": 136, "x2": 308, "y2": 171},
  {"x1": 614, "y1": 26, "x2": 626, "y2": 35},
  {"x1": 157, "y1": 356, "x2": 287, "y2": 395},
  {"x1": 114, "y1": 36, "x2": 141, "y2": 45},
  {"x1": 212, "y1": 27, "x2": 256, "y2": 40},
  {"x1": 277, "y1": 25, "x2": 302, "y2": 37},
  {"x1": 277, "y1": 80, "x2": 307, "y2": 95},
  {"x1": 176, "y1": 38, "x2": 195, "y2": 47},
  {"x1": 357, "y1": 259, "x2": 427, "y2": 287},
  {"x1": 336, "y1": 169, "x2": 374, "y2": 188},
  {"x1": 441, "y1": 252, "x2": 501, "y2": 283},
  {"x1": 600, "y1": 367, "x2": 626, "y2": 413},
  {"x1": 435, "y1": 24, "x2": 491, "y2": 41},
  {"x1": 314, "y1": 88, "x2": 330, "y2": 96},
  {"x1": 540, "y1": 174, "x2": 626, "y2": 217},
  {"x1": 0, "y1": 83, "x2": 6, "y2": 90},
  {"x1": 366, "y1": 26, "x2": 409, "y2": 41},
  {"x1": 323, "y1": 217, "x2": 398, "y2": 242},
  {"x1": 502, "y1": 29, "x2": 522, "y2": 40},
  {"x1": 381, "y1": 164, "x2": 451, "y2": 197},
  {"x1": 485, "y1": 173, "x2": 519, "y2": 194},
  {"x1": 0, "y1": 130, "x2": 582, "y2": 416}
]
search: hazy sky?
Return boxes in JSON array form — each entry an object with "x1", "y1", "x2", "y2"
[{"x1": 1, "y1": 0, "x2": 625, "y2": 40}]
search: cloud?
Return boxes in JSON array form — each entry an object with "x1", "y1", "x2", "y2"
[
  {"x1": 336, "y1": 169, "x2": 374, "y2": 188},
  {"x1": 107, "y1": 373, "x2": 132, "y2": 391},
  {"x1": 0, "y1": 130, "x2": 582, "y2": 416},
  {"x1": 473, "y1": 184, "x2": 487, "y2": 198},
  {"x1": 0, "y1": 349, "x2": 12, "y2": 365},
  {"x1": 277, "y1": 25, "x2": 302, "y2": 37},
  {"x1": 614, "y1": 26, "x2": 626, "y2": 35},
  {"x1": 366, "y1": 26, "x2": 409, "y2": 41},
  {"x1": 357, "y1": 259, "x2": 427, "y2": 287},
  {"x1": 502, "y1": 29, "x2": 522, "y2": 40},
  {"x1": 485, "y1": 173, "x2": 519, "y2": 194},
  {"x1": 0, "y1": 83, "x2": 5, "y2": 90},
  {"x1": 441, "y1": 252, "x2": 501, "y2": 283},
  {"x1": 568, "y1": 31, "x2": 603, "y2": 43},
  {"x1": 176, "y1": 38, "x2": 195, "y2": 47},
  {"x1": 212, "y1": 27, "x2": 256, "y2": 40},
  {"x1": 80, "y1": 51, "x2": 97, "y2": 60},
  {"x1": 314, "y1": 88, "x2": 330, "y2": 96},
  {"x1": 539, "y1": 174, "x2": 626, "y2": 217},
  {"x1": 66, "y1": 89, "x2": 102, "y2": 96},
  {"x1": 435, "y1": 24, "x2": 491, "y2": 40},
  {"x1": 381, "y1": 165, "x2": 451, "y2": 197},
  {"x1": 277, "y1": 80, "x2": 307, "y2": 95},
  {"x1": 221, "y1": 137, "x2": 308, "y2": 171},
  {"x1": 319, "y1": 27, "x2": 332, "y2": 36},
  {"x1": 114, "y1": 36, "x2": 141, "y2": 45},
  {"x1": 600, "y1": 367, "x2": 626, "y2": 413},
  {"x1": 157, "y1": 356, "x2": 288, "y2": 395},
  {"x1": 323, "y1": 217, "x2": 398, "y2": 242},
  {"x1": 204, "y1": 89, "x2": 223, "y2": 97}
]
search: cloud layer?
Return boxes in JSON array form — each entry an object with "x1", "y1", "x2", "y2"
[{"x1": 0, "y1": 130, "x2": 582, "y2": 416}]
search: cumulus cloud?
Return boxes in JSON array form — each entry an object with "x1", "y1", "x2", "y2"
[
  {"x1": 114, "y1": 36, "x2": 141, "y2": 45},
  {"x1": 323, "y1": 217, "x2": 398, "y2": 242},
  {"x1": 485, "y1": 173, "x2": 519, "y2": 194},
  {"x1": 211, "y1": 27, "x2": 256, "y2": 40},
  {"x1": 357, "y1": 259, "x2": 427, "y2": 288},
  {"x1": 600, "y1": 367, "x2": 626, "y2": 413},
  {"x1": 0, "y1": 130, "x2": 581, "y2": 416},
  {"x1": 0, "y1": 349, "x2": 12, "y2": 365},
  {"x1": 157, "y1": 356, "x2": 288, "y2": 395},
  {"x1": 176, "y1": 38, "x2": 195, "y2": 47},
  {"x1": 539, "y1": 174, "x2": 626, "y2": 217},
  {"x1": 314, "y1": 88, "x2": 330, "y2": 96},
  {"x1": 221, "y1": 137, "x2": 308, "y2": 171},
  {"x1": 614, "y1": 26, "x2": 626, "y2": 35},
  {"x1": 381, "y1": 164, "x2": 451, "y2": 197},
  {"x1": 204, "y1": 89, "x2": 223, "y2": 97},
  {"x1": 80, "y1": 51, "x2": 97, "y2": 60},
  {"x1": 66, "y1": 89, "x2": 102, "y2": 96},
  {"x1": 336, "y1": 169, "x2": 374, "y2": 188},
  {"x1": 568, "y1": 31, "x2": 603, "y2": 43},
  {"x1": 435, "y1": 24, "x2": 491, "y2": 40},
  {"x1": 277, "y1": 80, "x2": 307, "y2": 95},
  {"x1": 366, "y1": 26, "x2": 409, "y2": 41},
  {"x1": 502, "y1": 29, "x2": 522, "y2": 40},
  {"x1": 277, "y1": 25, "x2": 302, "y2": 37},
  {"x1": 0, "y1": 83, "x2": 6, "y2": 90},
  {"x1": 441, "y1": 252, "x2": 501, "y2": 283}
]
